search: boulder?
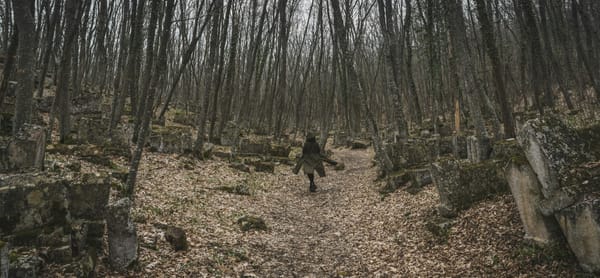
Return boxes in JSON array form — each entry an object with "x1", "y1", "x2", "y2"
[
  {"x1": 165, "y1": 226, "x2": 188, "y2": 251},
  {"x1": 430, "y1": 159, "x2": 508, "y2": 217},
  {"x1": 237, "y1": 215, "x2": 267, "y2": 232},
  {"x1": 106, "y1": 198, "x2": 137, "y2": 270}
]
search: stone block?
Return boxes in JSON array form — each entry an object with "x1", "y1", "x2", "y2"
[
  {"x1": 220, "y1": 121, "x2": 240, "y2": 146},
  {"x1": 172, "y1": 110, "x2": 195, "y2": 126},
  {"x1": 466, "y1": 136, "x2": 492, "y2": 163},
  {"x1": 0, "y1": 173, "x2": 69, "y2": 236},
  {"x1": 506, "y1": 161, "x2": 562, "y2": 244},
  {"x1": 452, "y1": 135, "x2": 468, "y2": 159},
  {"x1": 270, "y1": 143, "x2": 290, "y2": 157},
  {"x1": 229, "y1": 162, "x2": 250, "y2": 173},
  {"x1": 75, "y1": 114, "x2": 107, "y2": 145},
  {"x1": 239, "y1": 138, "x2": 269, "y2": 155},
  {"x1": 106, "y1": 198, "x2": 137, "y2": 270},
  {"x1": 430, "y1": 159, "x2": 508, "y2": 216},
  {"x1": 3, "y1": 124, "x2": 46, "y2": 173},
  {"x1": 555, "y1": 199, "x2": 600, "y2": 273},
  {"x1": 350, "y1": 140, "x2": 369, "y2": 149},
  {"x1": 254, "y1": 162, "x2": 275, "y2": 173},
  {"x1": 148, "y1": 125, "x2": 194, "y2": 154},
  {"x1": 68, "y1": 173, "x2": 110, "y2": 220},
  {"x1": 517, "y1": 115, "x2": 591, "y2": 198},
  {"x1": 8, "y1": 254, "x2": 43, "y2": 278}
]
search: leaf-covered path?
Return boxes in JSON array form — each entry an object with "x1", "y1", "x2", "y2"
[{"x1": 99, "y1": 147, "x2": 580, "y2": 277}]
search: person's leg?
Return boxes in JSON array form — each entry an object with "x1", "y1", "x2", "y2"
[{"x1": 307, "y1": 173, "x2": 316, "y2": 192}]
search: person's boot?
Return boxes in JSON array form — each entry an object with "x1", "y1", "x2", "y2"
[{"x1": 309, "y1": 181, "x2": 317, "y2": 192}]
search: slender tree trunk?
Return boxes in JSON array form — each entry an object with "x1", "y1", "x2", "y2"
[
  {"x1": 474, "y1": 0, "x2": 515, "y2": 138},
  {"x1": 0, "y1": 27, "x2": 17, "y2": 106},
  {"x1": 127, "y1": 0, "x2": 175, "y2": 196},
  {"x1": 444, "y1": 0, "x2": 487, "y2": 137}
]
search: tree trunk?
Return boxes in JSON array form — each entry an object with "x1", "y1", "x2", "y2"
[
  {"x1": 11, "y1": 0, "x2": 36, "y2": 135},
  {"x1": 474, "y1": 0, "x2": 515, "y2": 138},
  {"x1": 127, "y1": 0, "x2": 175, "y2": 196}
]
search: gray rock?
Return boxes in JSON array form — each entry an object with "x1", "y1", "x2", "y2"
[
  {"x1": 506, "y1": 161, "x2": 562, "y2": 245},
  {"x1": 430, "y1": 159, "x2": 508, "y2": 216},
  {"x1": 220, "y1": 121, "x2": 241, "y2": 146},
  {"x1": 165, "y1": 226, "x2": 187, "y2": 251},
  {"x1": 517, "y1": 116, "x2": 590, "y2": 198},
  {"x1": 555, "y1": 199, "x2": 600, "y2": 273},
  {"x1": 229, "y1": 162, "x2": 250, "y2": 173},
  {"x1": 0, "y1": 173, "x2": 69, "y2": 237},
  {"x1": 3, "y1": 124, "x2": 46, "y2": 173},
  {"x1": 466, "y1": 136, "x2": 492, "y2": 163},
  {"x1": 254, "y1": 162, "x2": 275, "y2": 173},
  {"x1": 106, "y1": 198, "x2": 137, "y2": 270},
  {"x1": 68, "y1": 173, "x2": 110, "y2": 221},
  {"x1": 9, "y1": 254, "x2": 44, "y2": 278},
  {"x1": 452, "y1": 135, "x2": 468, "y2": 159}
]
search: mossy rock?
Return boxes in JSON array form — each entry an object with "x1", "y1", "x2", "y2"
[
  {"x1": 237, "y1": 215, "x2": 267, "y2": 232},
  {"x1": 216, "y1": 184, "x2": 251, "y2": 196}
]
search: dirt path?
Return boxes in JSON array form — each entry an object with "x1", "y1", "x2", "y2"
[{"x1": 97, "y1": 147, "x2": 580, "y2": 277}]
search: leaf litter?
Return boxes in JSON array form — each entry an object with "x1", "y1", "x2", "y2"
[{"x1": 51, "y1": 147, "x2": 585, "y2": 277}]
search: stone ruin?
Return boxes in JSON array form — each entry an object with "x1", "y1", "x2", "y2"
[
  {"x1": 512, "y1": 116, "x2": 600, "y2": 273},
  {"x1": 0, "y1": 123, "x2": 134, "y2": 276},
  {"x1": 0, "y1": 171, "x2": 112, "y2": 276},
  {"x1": 1, "y1": 125, "x2": 46, "y2": 174},
  {"x1": 147, "y1": 125, "x2": 194, "y2": 154},
  {"x1": 383, "y1": 114, "x2": 600, "y2": 273}
]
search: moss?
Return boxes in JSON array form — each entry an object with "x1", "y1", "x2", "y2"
[
  {"x1": 237, "y1": 215, "x2": 267, "y2": 232},
  {"x1": 0, "y1": 240, "x2": 5, "y2": 249},
  {"x1": 215, "y1": 184, "x2": 251, "y2": 196}
]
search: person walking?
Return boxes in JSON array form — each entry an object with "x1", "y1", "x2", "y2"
[{"x1": 293, "y1": 133, "x2": 337, "y2": 192}]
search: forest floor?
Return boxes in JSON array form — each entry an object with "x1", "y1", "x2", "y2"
[{"x1": 80, "y1": 146, "x2": 585, "y2": 277}]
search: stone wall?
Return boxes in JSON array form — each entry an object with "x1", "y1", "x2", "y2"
[
  {"x1": 0, "y1": 172, "x2": 111, "y2": 275},
  {"x1": 430, "y1": 158, "x2": 508, "y2": 217}
]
